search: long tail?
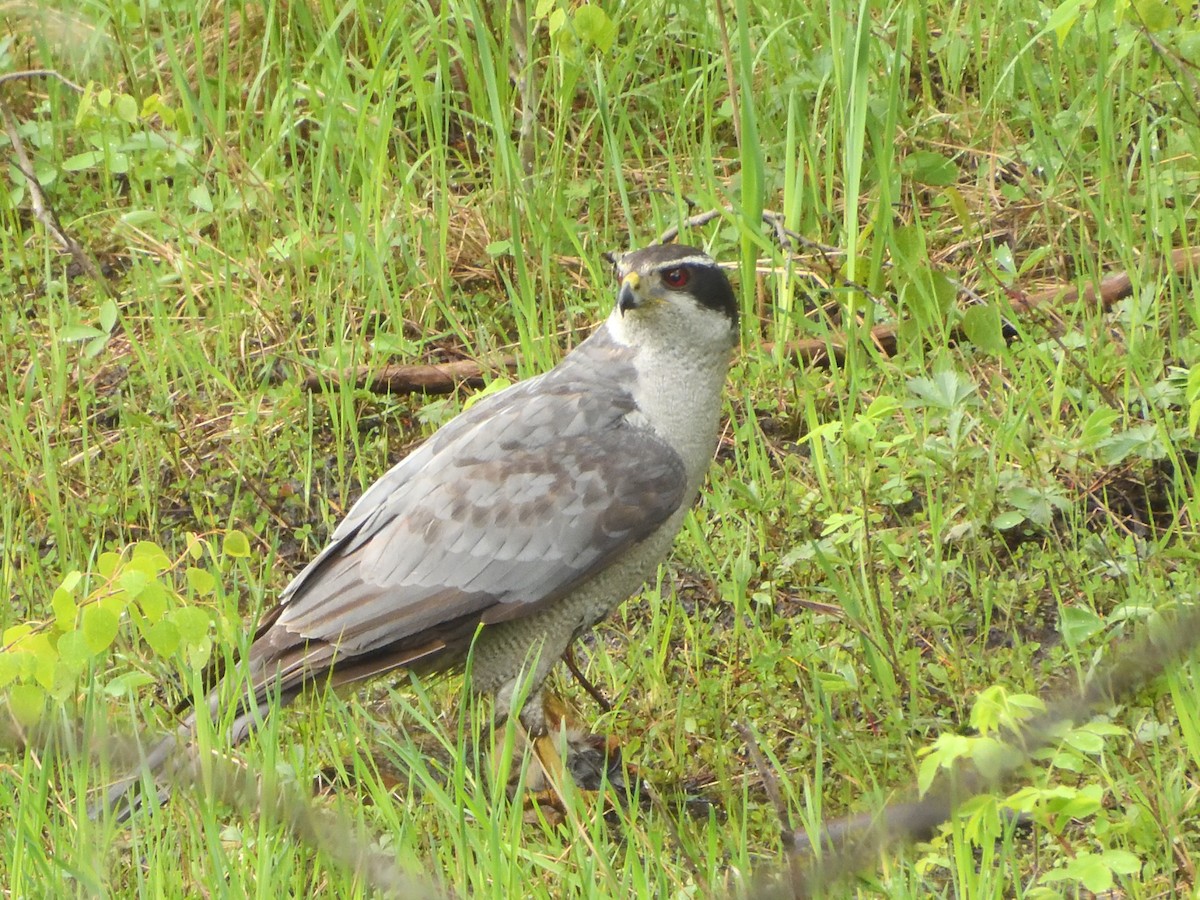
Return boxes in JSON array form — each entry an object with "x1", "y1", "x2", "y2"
[
  {"x1": 93, "y1": 634, "x2": 375, "y2": 821},
  {"x1": 93, "y1": 715, "x2": 199, "y2": 822},
  {"x1": 91, "y1": 679, "x2": 281, "y2": 823}
]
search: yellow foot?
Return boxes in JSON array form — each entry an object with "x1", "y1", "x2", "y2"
[{"x1": 521, "y1": 734, "x2": 572, "y2": 823}]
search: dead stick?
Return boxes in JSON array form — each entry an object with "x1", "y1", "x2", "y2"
[
  {"x1": 307, "y1": 250, "x2": 1199, "y2": 396},
  {"x1": 735, "y1": 721, "x2": 806, "y2": 896},
  {"x1": 562, "y1": 646, "x2": 613, "y2": 713},
  {"x1": 767, "y1": 247, "x2": 1200, "y2": 368},
  {"x1": 302, "y1": 357, "x2": 518, "y2": 395},
  {"x1": 657, "y1": 207, "x2": 841, "y2": 257},
  {"x1": 751, "y1": 601, "x2": 1200, "y2": 899},
  {"x1": 0, "y1": 98, "x2": 116, "y2": 298},
  {"x1": 0, "y1": 69, "x2": 85, "y2": 92}
]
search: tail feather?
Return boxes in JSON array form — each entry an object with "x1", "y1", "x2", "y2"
[
  {"x1": 91, "y1": 679, "x2": 279, "y2": 823},
  {"x1": 93, "y1": 641, "x2": 349, "y2": 822},
  {"x1": 92, "y1": 713, "x2": 199, "y2": 822}
]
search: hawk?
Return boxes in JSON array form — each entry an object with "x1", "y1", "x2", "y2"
[{"x1": 100, "y1": 243, "x2": 739, "y2": 817}]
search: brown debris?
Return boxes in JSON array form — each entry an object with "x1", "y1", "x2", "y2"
[
  {"x1": 302, "y1": 357, "x2": 518, "y2": 396},
  {"x1": 768, "y1": 246, "x2": 1200, "y2": 368},
  {"x1": 311, "y1": 248, "x2": 1200, "y2": 397}
]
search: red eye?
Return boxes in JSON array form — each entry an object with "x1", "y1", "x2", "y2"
[{"x1": 662, "y1": 267, "x2": 690, "y2": 288}]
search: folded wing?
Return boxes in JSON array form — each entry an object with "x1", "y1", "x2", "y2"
[{"x1": 246, "y1": 371, "x2": 687, "y2": 697}]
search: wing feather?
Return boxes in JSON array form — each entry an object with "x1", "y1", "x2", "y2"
[{"x1": 259, "y1": 330, "x2": 687, "y2": 683}]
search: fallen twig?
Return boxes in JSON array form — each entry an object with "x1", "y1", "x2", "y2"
[
  {"x1": 750, "y1": 600, "x2": 1200, "y2": 899},
  {"x1": 302, "y1": 357, "x2": 518, "y2": 395},
  {"x1": 0, "y1": 68, "x2": 86, "y2": 92},
  {"x1": 308, "y1": 227, "x2": 1198, "y2": 414},
  {"x1": 766, "y1": 246, "x2": 1200, "y2": 368},
  {"x1": 735, "y1": 722, "x2": 805, "y2": 890},
  {"x1": 563, "y1": 646, "x2": 613, "y2": 713},
  {"x1": 0, "y1": 96, "x2": 117, "y2": 298},
  {"x1": 657, "y1": 207, "x2": 841, "y2": 257},
  {"x1": 0, "y1": 718, "x2": 447, "y2": 899}
]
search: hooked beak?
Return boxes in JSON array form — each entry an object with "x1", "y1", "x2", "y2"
[{"x1": 617, "y1": 272, "x2": 641, "y2": 315}]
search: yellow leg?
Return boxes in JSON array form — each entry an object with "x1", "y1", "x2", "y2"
[
  {"x1": 514, "y1": 721, "x2": 571, "y2": 812},
  {"x1": 516, "y1": 693, "x2": 612, "y2": 814},
  {"x1": 532, "y1": 733, "x2": 566, "y2": 789}
]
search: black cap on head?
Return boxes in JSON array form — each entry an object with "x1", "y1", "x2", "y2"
[{"x1": 616, "y1": 244, "x2": 739, "y2": 326}]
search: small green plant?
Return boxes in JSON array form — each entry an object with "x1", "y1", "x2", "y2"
[
  {"x1": 0, "y1": 533, "x2": 246, "y2": 727},
  {"x1": 917, "y1": 683, "x2": 1145, "y2": 894},
  {"x1": 536, "y1": 0, "x2": 618, "y2": 55}
]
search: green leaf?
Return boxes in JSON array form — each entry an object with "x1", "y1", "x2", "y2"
[
  {"x1": 189, "y1": 184, "x2": 213, "y2": 213},
  {"x1": 142, "y1": 619, "x2": 181, "y2": 657},
  {"x1": 186, "y1": 533, "x2": 206, "y2": 561},
  {"x1": 1067, "y1": 852, "x2": 1114, "y2": 892},
  {"x1": 1046, "y1": 0, "x2": 1088, "y2": 45},
  {"x1": 944, "y1": 186, "x2": 973, "y2": 230},
  {"x1": 1187, "y1": 366, "x2": 1200, "y2": 435},
  {"x1": 22, "y1": 633, "x2": 57, "y2": 689},
  {"x1": 2, "y1": 623, "x2": 34, "y2": 647},
  {"x1": 121, "y1": 209, "x2": 159, "y2": 227},
  {"x1": 132, "y1": 541, "x2": 172, "y2": 572},
  {"x1": 96, "y1": 588, "x2": 132, "y2": 619},
  {"x1": 1046, "y1": 787, "x2": 1099, "y2": 820},
  {"x1": 0, "y1": 651, "x2": 22, "y2": 688},
  {"x1": 7, "y1": 683, "x2": 46, "y2": 727},
  {"x1": 98, "y1": 298, "x2": 119, "y2": 333},
  {"x1": 1133, "y1": 0, "x2": 1173, "y2": 30},
  {"x1": 370, "y1": 333, "x2": 419, "y2": 357},
  {"x1": 52, "y1": 586, "x2": 78, "y2": 629},
  {"x1": 81, "y1": 606, "x2": 120, "y2": 654},
  {"x1": 1103, "y1": 849, "x2": 1142, "y2": 875},
  {"x1": 185, "y1": 566, "x2": 217, "y2": 596},
  {"x1": 969, "y1": 737, "x2": 1017, "y2": 781},
  {"x1": 119, "y1": 568, "x2": 151, "y2": 598},
  {"x1": 223, "y1": 530, "x2": 251, "y2": 559},
  {"x1": 462, "y1": 377, "x2": 512, "y2": 411},
  {"x1": 992, "y1": 242, "x2": 1016, "y2": 276},
  {"x1": 901, "y1": 150, "x2": 959, "y2": 187},
  {"x1": 137, "y1": 580, "x2": 170, "y2": 623},
  {"x1": 59, "y1": 324, "x2": 106, "y2": 343},
  {"x1": 55, "y1": 631, "x2": 93, "y2": 673},
  {"x1": 970, "y1": 685, "x2": 1005, "y2": 733},
  {"x1": 1060, "y1": 606, "x2": 1105, "y2": 645},
  {"x1": 1063, "y1": 728, "x2": 1105, "y2": 754},
  {"x1": 1079, "y1": 407, "x2": 1119, "y2": 449},
  {"x1": 961, "y1": 304, "x2": 1006, "y2": 354},
  {"x1": 85, "y1": 335, "x2": 109, "y2": 359},
  {"x1": 1096, "y1": 424, "x2": 1166, "y2": 465},
  {"x1": 170, "y1": 607, "x2": 212, "y2": 645},
  {"x1": 907, "y1": 370, "x2": 978, "y2": 410},
  {"x1": 916, "y1": 751, "x2": 942, "y2": 795},
  {"x1": 843, "y1": 418, "x2": 878, "y2": 451},
  {"x1": 991, "y1": 510, "x2": 1026, "y2": 530},
  {"x1": 104, "y1": 671, "x2": 156, "y2": 697},
  {"x1": 574, "y1": 5, "x2": 617, "y2": 53},
  {"x1": 61, "y1": 150, "x2": 107, "y2": 172},
  {"x1": 97, "y1": 552, "x2": 123, "y2": 578},
  {"x1": 115, "y1": 93, "x2": 139, "y2": 124}
]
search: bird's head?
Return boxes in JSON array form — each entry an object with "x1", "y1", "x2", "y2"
[{"x1": 608, "y1": 245, "x2": 739, "y2": 353}]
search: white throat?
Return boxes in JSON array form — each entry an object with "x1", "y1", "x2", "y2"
[{"x1": 605, "y1": 308, "x2": 734, "y2": 490}]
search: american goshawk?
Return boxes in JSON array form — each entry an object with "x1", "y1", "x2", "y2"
[{"x1": 99, "y1": 243, "x2": 739, "y2": 817}]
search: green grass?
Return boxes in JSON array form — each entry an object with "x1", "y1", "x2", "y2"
[{"x1": 2, "y1": 0, "x2": 1199, "y2": 896}]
